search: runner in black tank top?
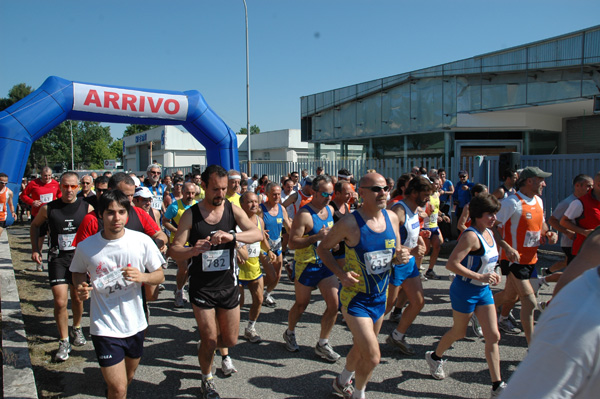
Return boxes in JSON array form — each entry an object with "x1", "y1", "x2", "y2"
[
  {"x1": 29, "y1": 172, "x2": 92, "y2": 362},
  {"x1": 168, "y1": 165, "x2": 262, "y2": 398}
]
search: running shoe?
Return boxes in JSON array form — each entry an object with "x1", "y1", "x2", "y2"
[
  {"x1": 54, "y1": 339, "x2": 71, "y2": 362},
  {"x1": 264, "y1": 293, "x2": 277, "y2": 308},
  {"x1": 332, "y1": 375, "x2": 354, "y2": 398},
  {"x1": 537, "y1": 301, "x2": 549, "y2": 312},
  {"x1": 448, "y1": 272, "x2": 456, "y2": 282},
  {"x1": 490, "y1": 381, "x2": 507, "y2": 398},
  {"x1": 425, "y1": 351, "x2": 447, "y2": 380},
  {"x1": 244, "y1": 327, "x2": 262, "y2": 343},
  {"x1": 471, "y1": 315, "x2": 483, "y2": 338},
  {"x1": 174, "y1": 289, "x2": 185, "y2": 308},
  {"x1": 389, "y1": 310, "x2": 402, "y2": 323},
  {"x1": 498, "y1": 317, "x2": 521, "y2": 334},
  {"x1": 386, "y1": 334, "x2": 415, "y2": 355},
  {"x1": 221, "y1": 356, "x2": 237, "y2": 376},
  {"x1": 425, "y1": 269, "x2": 441, "y2": 280},
  {"x1": 420, "y1": 273, "x2": 428, "y2": 281},
  {"x1": 158, "y1": 283, "x2": 166, "y2": 291},
  {"x1": 70, "y1": 326, "x2": 87, "y2": 346},
  {"x1": 283, "y1": 330, "x2": 299, "y2": 352},
  {"x1": 36, "y1": 264, "x2": 44, "y2": 272},
  {"x1": 315, "y1": 342, "x2": 340, "y2": 362},
  {"x1": 507, "y1": 310, "x2": 519, "y2": 327},
  {"x1": 201, "y1": 377, "x2": 221, "y2": 399}
]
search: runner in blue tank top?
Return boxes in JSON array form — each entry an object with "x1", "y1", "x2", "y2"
[
  {"x1": 385, "y1": 176, "x2": 432, "y2": 356},
  {"x1": 318, "y1": 172, "x2": 410, "y2": 399},
  {"x1": 425, "y1": 193, "x2": 507, "y2": 398},
  {"x1": 259, "y1": 182, "x2": 292, "y2": 308},
  {"x1": 284, "y1": 175, "x2": 341, "y2": 363}
]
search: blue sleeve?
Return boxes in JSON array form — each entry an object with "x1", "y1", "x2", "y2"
[{"x1": 164, "y1": 203, "x2": 178, "y2": 219}]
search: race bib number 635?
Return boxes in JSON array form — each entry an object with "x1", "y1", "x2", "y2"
[{"x1": 364, "y1": 249, "x2": 393, "y2": 275}]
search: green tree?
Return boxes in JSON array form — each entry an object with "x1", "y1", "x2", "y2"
[
  {"x1": 123, "y1": 124, "x2": 159, "y2": 137},
  {"x1": 238, "y1": 124, "x2": 260, "y2": 135},
  {"x1": 0, "y1": 83, "x2": 33, "y2": 110}
]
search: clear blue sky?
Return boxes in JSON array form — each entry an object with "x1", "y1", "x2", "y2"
[{"x1": 1, "y1": 1, "x2": 599, "y2": 139}]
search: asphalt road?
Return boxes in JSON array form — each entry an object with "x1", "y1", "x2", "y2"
[{"x1": 9, "y1": 223, "x2": 560, "y2": 399}]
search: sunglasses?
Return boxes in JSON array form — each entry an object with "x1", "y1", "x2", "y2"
[
  {"x1": 0, "y1": 181, "x2": 6, "y2": 185},
  {"x1": 62, "y1": 184, "x2": 79, "y2": 190},
  {"x1": 319, "y1": 191, "x2": 334, "y2": 197},
  {"x1": 175, "y1": 183, "x2": 184, "y2": 187},
  {"x1": 361, "y1": 186, "x2": 389, "y2": 193},
  {"x1": 459, "y1": 175, "x2": 467, "y2": 178}
]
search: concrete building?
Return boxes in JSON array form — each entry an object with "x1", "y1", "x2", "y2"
[
  {"x1": 123, "y1": 126, "x2": 314, "y2": 173},
  {"x1": 300, "y1": 25, "x2": 600, "y2": 173}
]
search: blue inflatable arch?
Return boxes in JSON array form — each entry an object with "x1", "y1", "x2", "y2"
[{"x1": 0, "y1": 76, "x2": 239, "y2": 223}]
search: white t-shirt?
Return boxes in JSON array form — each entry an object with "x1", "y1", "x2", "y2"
[
  {"x1": 563, "y1": 198, "x2": 584, "y2": 221},
  {"x1": 69, "y1": 228, "x2": 165, "y2": 338},
  {"x1": 552, "y1": 193, "x2": 576, "y2": 247},
  {"x1": 499, "y1": 267, "x2": 600, "y2": 399}
]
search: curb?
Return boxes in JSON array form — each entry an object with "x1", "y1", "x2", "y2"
[{"x1": 1, "y1": 229, "x2": 39, "y2": 399}]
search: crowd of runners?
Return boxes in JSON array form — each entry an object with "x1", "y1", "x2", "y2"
[{"x1": 3, "y1": 161, "x2": 600, "y2": 399}]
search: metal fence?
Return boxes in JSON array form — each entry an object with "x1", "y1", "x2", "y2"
[{"x1": 165, "y1": 152, "x2": 600, "y2": 217}]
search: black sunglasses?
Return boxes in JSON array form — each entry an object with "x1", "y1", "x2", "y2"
[{"x1": 362, "y1": 185, "x2": 389, "y2": 193}]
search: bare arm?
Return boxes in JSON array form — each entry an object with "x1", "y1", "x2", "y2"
[
  {"x1": 492, "y1": 221, "x2": 520, "y2": 263},
  {"x1": 288, "y1": 209, "x2": 324, "y2": 250},
  {"x1": 169, "y1": 208, "x2": 211, "y2": 261},
  {"x1": 8, "y1": 189, "x2": 16, "y2": 217},
  {"x1": 446, "y1": 231, "x2": 501, "y2": 285},
  {"x1": 560, "y1": 215, "x2": 592, "y2": 237},
  {"x1": 549, "y1": 215, "x2": 574, "y2": 240},
  {"x1": 317, "y1": 215, "x2": 359, "y2": 287},
  {"x1": 282, "y1": 192, "x2": 298, "y2": 209},
  {"x1": 457, "y1": 203, "x2": 470, "y2": 232},
  {"x1": 29, "y1": 204, "x2": 48, "y2": 264},
  {"x1": 553, "y1": 229, "x2": 600, "y2": 296},
  {"x1": 281, "y1": 206, "x2": 293, "y2": 232}
]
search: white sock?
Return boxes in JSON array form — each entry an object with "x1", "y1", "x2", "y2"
[
  {"x1": 352, "y1": 388, "x2": 365, "y2": 399},
  {"x1": 392, "y1": 329, "x2": 404, "y2": 341},
  {"x1": 202, "y1": 373, "x2": 212, "y2": 381},
  {"x1": 318, "y1": 338, "x2": 328, "y2": 346},
  {"x1": 339, "y1": 367, "x2": 354, "y2": 385},
  {"x1": 248, "y1": 320, "x2": 256, "y2": 329},
  {"x1": 286, "y1": 328, "x2": 294, "y2": 336}
]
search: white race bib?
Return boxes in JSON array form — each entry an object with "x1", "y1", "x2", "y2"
[
  {"x1": 151, "y1": 194, "x2": 163, "y2": 210},
  {"x1": 202, "y1": 249, "x2": 230, "y2": 272},
  {"x1": 58, "y1": 233, "x2": 76, "y2": 251},
  {"x1": 93, "y1": 268, "x2": 136, "y2": 299},
  {"x1": 39, "y1": 193, "x2": 53, "y2": 204},
  {"x1": 247, "y1": 242, "x2": 260, "y2": 258},
  {"x1": 0, "y1": 203, "x2": 3, "y2": 212},
  {"x1": 364, "y1": 249, "x2": 393, "y2": 275},
  {"x1": 524, "y1": 230, "x2": 541, "y2": 248}
]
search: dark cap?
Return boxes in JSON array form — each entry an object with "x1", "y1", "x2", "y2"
[
  {"x1": 303, "y1": 176, "x2": 314, "y2": 187},
  {"x1": 520, "y1": 166, "x2": 551, "y2": 180}
]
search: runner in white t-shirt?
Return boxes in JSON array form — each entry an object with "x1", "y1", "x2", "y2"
[{"x1": 71, "y1": 190, "x2": 165, "y2": 399}]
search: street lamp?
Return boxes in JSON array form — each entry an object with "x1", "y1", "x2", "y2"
[{"x1": 243, "y1": 0, "x2": 251, "y2": 175}]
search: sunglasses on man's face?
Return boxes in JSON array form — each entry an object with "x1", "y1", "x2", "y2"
[
  {"x1": 361, "y1": 185, "x2": 389, "y2": 193},
  {"x1": 62, "y1": 184, "x2": 79, "y2": 190},
  {"x1": 319, "y1": 191, "x2": 334, "y2": 197},
  {"x1": 459, "y1": 175, "x2": 467, "y2": 179}
]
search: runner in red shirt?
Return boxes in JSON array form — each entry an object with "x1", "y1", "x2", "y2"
[{"x1": 19, "y1": 166, "x2": 61, "y2": 270}]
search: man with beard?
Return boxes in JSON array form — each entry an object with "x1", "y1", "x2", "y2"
[
  {"x1": 30, "y1": 172, "x2": 92, "y2": 361},
  {"x1": 143, "y1": 163, "x2": 166, "y2": 212},
  {"x1": 169, "y1": 165, "x2": 261, "y2": 399},
  {"x1": 493, "y1": 166, "x2": 557, "y2": 345}
]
